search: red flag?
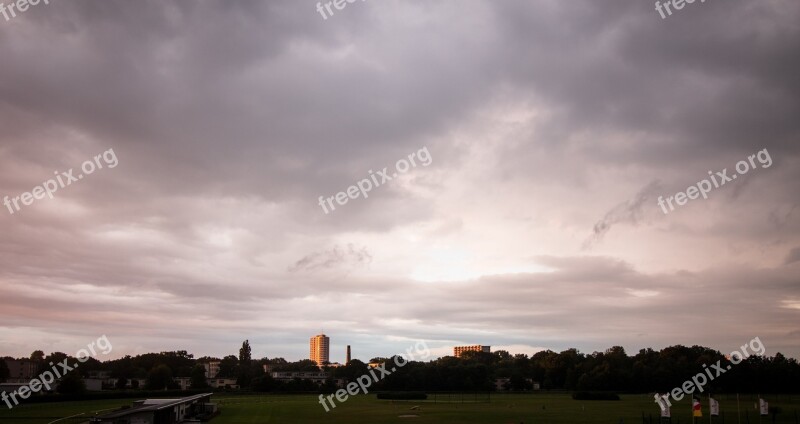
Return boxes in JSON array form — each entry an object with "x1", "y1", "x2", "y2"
[{"x1": 693, "y1": 398, "x2": 703, "y2": 417}]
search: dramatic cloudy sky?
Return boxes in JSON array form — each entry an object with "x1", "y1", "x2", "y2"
[{"x1": 1, "y1": 0, "x2": 799, "y2": 363}]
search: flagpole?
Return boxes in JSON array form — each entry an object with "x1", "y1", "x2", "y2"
[{"x1": 736, "y1": 393, "x2": 741, "y2": 424}]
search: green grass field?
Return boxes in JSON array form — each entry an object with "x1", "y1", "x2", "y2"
[{"x1": 1, "y1": 393, "x2": 798, "y2": 424}]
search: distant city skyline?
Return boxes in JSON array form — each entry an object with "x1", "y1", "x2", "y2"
[{"x1": 5, "y1": 335, "x2": 794, "y2": 367}]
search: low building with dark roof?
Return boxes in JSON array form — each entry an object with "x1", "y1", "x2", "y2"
[{"x1": 89, "y1": 393, "x2": 215, "y2": 424}]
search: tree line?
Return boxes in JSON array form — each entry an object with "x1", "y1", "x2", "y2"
[{"x1": 2, "y1": 343, "x2": 799, "y2": 394}]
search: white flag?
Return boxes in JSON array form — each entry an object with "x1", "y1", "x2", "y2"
[
  {"x1": 656, "y1": 394, "x2": 671, "y2": 418},
  {"x1": 759, "y1": 398, "x2": 769, "y2": 416},
  {"x1": 709, "y1": 397, "x2": 719, "y2": 416}
]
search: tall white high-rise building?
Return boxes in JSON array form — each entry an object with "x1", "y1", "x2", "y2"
[{"x1": 310, "y1": 334, "x2": 330, "y2": 365}]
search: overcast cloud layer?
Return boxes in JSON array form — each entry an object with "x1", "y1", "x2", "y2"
[{"x1": 1, "y1": 0, "x2": 799, "y2": 363}]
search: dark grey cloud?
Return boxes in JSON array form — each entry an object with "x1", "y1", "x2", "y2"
[
  {"x1": 584, "y1": 180, "x2": 663, "y2": 249},
  {"x1": 289, "y1": 244, "x2": 372, "y2": 273},
  {"x1": 786, "y1": 247, "x2": 800, "y2": 265}
]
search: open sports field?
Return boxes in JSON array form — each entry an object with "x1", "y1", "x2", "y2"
[{"x1": 1, "y1": 393, "x2": 799, "y2": 424}]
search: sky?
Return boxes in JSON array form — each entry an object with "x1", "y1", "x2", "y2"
[{"x1": 0, "y1": 0, "x2": 799, "y2": 364}]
